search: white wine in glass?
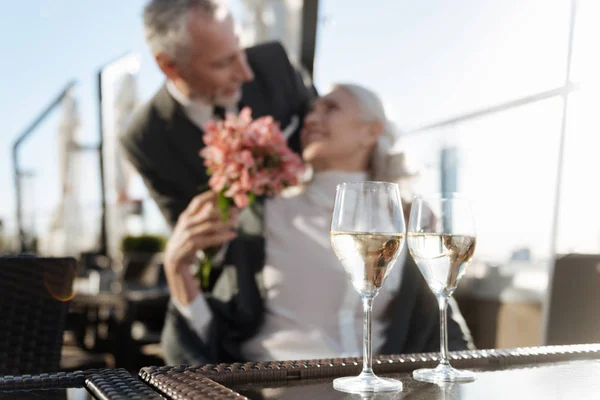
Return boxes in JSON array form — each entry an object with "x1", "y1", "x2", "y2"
[
  {"x1": 408, "y1": 233, "x2": 476, "y2": 298},
  {"x1": 330, "y1": 232, "x2": 404, "y2": 297},
  {"x1": 330, "y1": 182, "x2": 405, "y2": 393},
  {"x1": 407, "y1": 194, "x2": 477, "y2": 383}
]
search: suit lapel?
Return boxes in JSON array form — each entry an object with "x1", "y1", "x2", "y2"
[
  {"x1": 239, "y1": 73, "x2": 301, "y2": 154},
  {"x1": 154, "y1": 85, "x2": 209, "y2": 192},
  {"x1": 239, "y1": 78, "x2": 271, "y2": 119},
  {"x1": 240, "y1": 46, "x2": 289, "y2": 123}
]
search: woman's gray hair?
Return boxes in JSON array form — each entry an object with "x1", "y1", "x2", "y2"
[
  {"x1": 143, "y1": 0, "x2": 220, "y2": 62},
  {"x1": 334, "y1": 83, "x2": 413, "y2": 182}
]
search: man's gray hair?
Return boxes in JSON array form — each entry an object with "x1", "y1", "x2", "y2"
[{"x1": 143, "y1": 0, "x2": 220, "y2": 61}]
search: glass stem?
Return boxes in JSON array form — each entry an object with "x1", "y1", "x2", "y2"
[
  {"x1": 438, "y1": 296, "x2": 450, "y2": 367},
  {"x1": 361, "y1": 296, "x2": 374, "y2": 376}
]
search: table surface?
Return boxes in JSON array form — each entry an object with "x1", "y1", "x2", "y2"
[
  {"x1": 3, "y1": 345, "x2": 600, "y2": 400},
  {"x1": 4, "y1": 361, "x2": 597, "y2": 400},
  {"x1": 137, "y1": 344, "x2": 600, "y2": 400},
  {"x1": 232, "y1": 359, "x2": 600, "y2": 400}
]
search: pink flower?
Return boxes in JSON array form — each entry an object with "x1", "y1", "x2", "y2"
[
  {"x1": 199, "y1": 146, "x2": 224, "y2": 165},
  {"x1": 233, "y1": 193, "x2": 250, "y2": 208},
  {"x1": 209, "y1": 173, "x2": 227, "y2": 192},
  {"x1": 201, "y1": 107, "x2": 306, "y2": 210},
  {"x1": 239, "y1": 168, "x2": 252, "y2": 192},
  {"x1": 239, "y1": 150, "x2": 255, "y2": 168}
]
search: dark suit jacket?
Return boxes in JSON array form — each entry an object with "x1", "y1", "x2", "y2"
[
  {"x1": 121, "y1": 41, "x2": 314, "y2": 227},
  {"x1": 121, "y1": 41, "x2": 474, "y2": 364}
]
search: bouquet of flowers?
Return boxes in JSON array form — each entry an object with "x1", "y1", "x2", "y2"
[{"x1": 198, "y1": 107, "x2": 305, "y2": 286}]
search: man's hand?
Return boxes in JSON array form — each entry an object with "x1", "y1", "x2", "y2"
[{"x1": 164, "y1": 191, "x2": 238, "y2": 274}]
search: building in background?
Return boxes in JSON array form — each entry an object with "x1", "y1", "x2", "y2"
[{"x1": 237, "y1": 0, "x2": 303, "y2": 62}]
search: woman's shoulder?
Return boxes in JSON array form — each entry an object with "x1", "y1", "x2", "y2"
[
  {"x1": 265, "y1": 185, "x2": 306, "y2": 216},
  {"x1": 281, "y1": 185, "x2": 304, "y2": 199}
]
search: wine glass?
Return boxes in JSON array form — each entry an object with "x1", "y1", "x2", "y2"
[
  {"x1": 330, "y1": 181, "x2": 406, "y2": 393},
  {"x1": 407, "y1": 193, "x2": 477, "y2": 383}
]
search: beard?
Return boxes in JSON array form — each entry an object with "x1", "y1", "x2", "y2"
[
  {"x1": 188, "y1": 86, "x2": 242, "y2": 107},
  {"x1": 212, "y1": 88, "x2": 242, "y2": 107}
]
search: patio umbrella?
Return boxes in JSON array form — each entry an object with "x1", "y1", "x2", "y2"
[{"x1": 43, "y1": 89, "x2": 82, "y2": 256}]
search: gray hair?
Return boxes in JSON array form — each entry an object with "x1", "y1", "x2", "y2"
[
  {"x1": 143, "y1": 0, "x2": 220, "y2": 62},
  {"x1": 334, "y1": 83, "x2": 413, "y2": 182}
]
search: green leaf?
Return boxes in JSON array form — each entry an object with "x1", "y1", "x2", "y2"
[{"x1": 248, "y1": 191, "x2": 256, "y2": 206}]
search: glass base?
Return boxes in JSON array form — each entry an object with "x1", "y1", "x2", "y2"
[
  {"x1": 333, "y1": 373, "x2": 403, "y2": 393},
  {"x1": 413, "y1": 364, "x2": 476, "y2": 383}
]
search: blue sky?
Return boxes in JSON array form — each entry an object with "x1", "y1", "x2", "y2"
[
  {"x1": 1, "y1": 0, "x2": 598, "y2": 259},
  {"x1": 1, "y1": 1, "x2": 162, "y2": 237}
]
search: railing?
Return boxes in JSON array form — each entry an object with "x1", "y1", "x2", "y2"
[{"x1": 404, "y1": 0, "x2": 581, "y2": 261}]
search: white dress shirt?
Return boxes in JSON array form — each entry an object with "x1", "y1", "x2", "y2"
[
  {"x1": 166, "y1": 80, "x2": 300, "y2": 139},
  {"x1": 166, "y1": 81, "x2": 237, "y2": 128},
  {"x1": 175, "y1": 171, "x2": 407, "y2": 361}
]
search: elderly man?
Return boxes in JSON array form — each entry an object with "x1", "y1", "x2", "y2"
[
  {"x1": 122, "y1": 0, "x2": 314, "y2": 227},
  {"x1": 121, "y1": 0, "x2": 316, "y2": 364}
]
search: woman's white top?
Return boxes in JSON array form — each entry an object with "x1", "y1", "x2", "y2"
[{"x1": 175, "y1": 171, "x2": 406, "y2": 361}]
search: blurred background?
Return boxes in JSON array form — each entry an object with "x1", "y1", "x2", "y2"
[{"x1": 1, "y1": 0, "x2": 599, "y2": 370}]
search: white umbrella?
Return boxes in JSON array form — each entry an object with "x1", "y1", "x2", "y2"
[
  {"x1": 106, "y1": 71, "x2": 140, "y2": 259},
  {"x1": 58, "y1": 89, "x2": 80, "y2": 195},
  {"x1": 43, "y1": 89, "x2": 82, "y2": 256},
  {"x1": 114, "y1": 72, "x2": 137, "y2": 200}
]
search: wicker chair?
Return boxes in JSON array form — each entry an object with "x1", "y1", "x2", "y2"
[
  {"x1": 545, "y1": 254, "x2": 600, "y2": 345},
  {"x1": 0, "y1": 257, "x2": 77, "y2": 375}
]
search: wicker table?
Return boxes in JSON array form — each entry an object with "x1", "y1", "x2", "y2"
[
  {"x1": 139, "y1": 344, "x2": 600, "y2": 399},
  {"x1": 0, "y1": 368, "x2": 164, "y2": 400}
]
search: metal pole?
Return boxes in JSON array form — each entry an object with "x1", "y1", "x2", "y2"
[
  {"x1": 407, "y1": 82, "x2": 581, "y2": 135},
  {"x1": 97, "y1": 51, "x2": 132, "y2": 257},
  {"x1": 12, "y1": 81, "x2": 76, "y2": 253},
  {"x1": 12, "y1": 147, "x2": 25, "y2": 253},
  {"x1": 300, "y1": 0, "x2": 319, "y2": 77},
  {"x1": 550, "y1": 0, "x2": 577, "y2": 259},
  {"x1": 542, "y1": 0, "x2": 578, "y2": 345},
  {"x1": 98, "y1": 69, "x2": 108, "y2": 256}
]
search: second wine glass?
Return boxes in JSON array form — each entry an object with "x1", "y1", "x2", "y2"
[
  {"x1": 330, "y1": 181, "x2": 406, "y2": 393},
  {"x1": 407, "y1": 193, "x2": 477, "y2": 383}
]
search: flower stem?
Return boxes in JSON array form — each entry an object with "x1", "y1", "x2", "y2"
[{"x1": 200, "y1": 256, "x2": 212, "y2": 290}]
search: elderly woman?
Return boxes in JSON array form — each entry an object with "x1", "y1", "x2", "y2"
[{"x1": 161, "y1": 84, "x2": 473, "y2": 364}]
